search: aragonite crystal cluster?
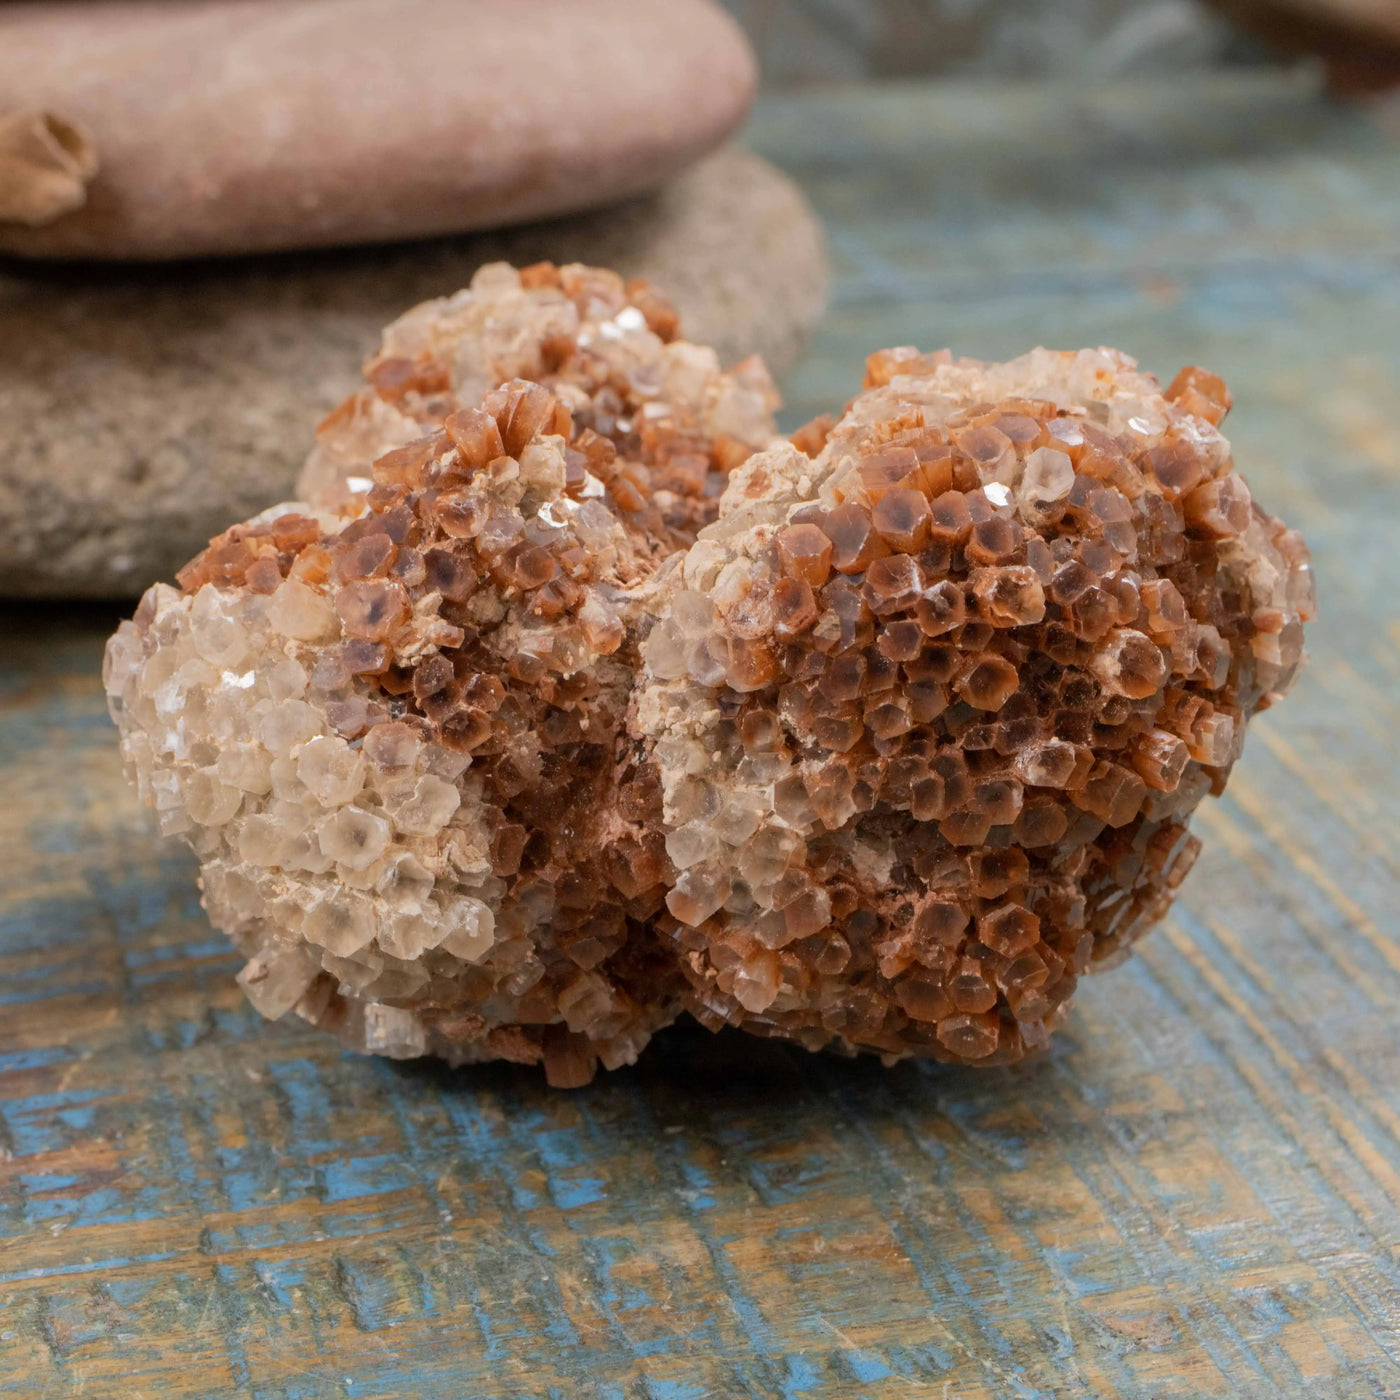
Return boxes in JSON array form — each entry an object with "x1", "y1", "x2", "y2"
[{"x1": 105, "y1": 263, "x2": 1315, "y2": 1085}]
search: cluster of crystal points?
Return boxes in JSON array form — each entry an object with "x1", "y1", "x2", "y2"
[{"x1": 104, "y1": 263, "x2": 1315, "y2": 1086}]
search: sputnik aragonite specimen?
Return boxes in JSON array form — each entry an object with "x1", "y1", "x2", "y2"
[{"x1": 104, "y1": 264, "x2": 1315, "y2": 1085}]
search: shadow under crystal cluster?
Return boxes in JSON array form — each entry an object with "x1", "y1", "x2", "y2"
[{"x1": 104, "y1": 264, "x2": 1315, "y2": 1085}]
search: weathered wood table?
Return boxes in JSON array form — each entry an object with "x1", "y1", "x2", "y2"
[{"x1": 3, "y1": 72, "x2": 1399, "y2": 1398}]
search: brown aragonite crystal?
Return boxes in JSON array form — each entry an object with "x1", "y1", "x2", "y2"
[
  {"x1": 105, "y1": 295, "x2": 1314, "y2": 1085},
  {"x1": 637, "y1": 347, "x2": 1313, "y2": 1065},
  {"x1": 297, "y1": 259, "x2": 779, "y2": 555}
]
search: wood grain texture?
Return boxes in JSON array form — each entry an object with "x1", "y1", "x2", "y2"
[{"x1": 2, "y1": 71, "x2": 1399, "y2": 1399}]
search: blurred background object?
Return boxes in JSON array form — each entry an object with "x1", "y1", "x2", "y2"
[
  {"x1": 1207, "y1": 0, "x2": 1400, "y2": 91},
  {"x1": 718, "y1": 0, "x2": 1400, "y2": 91},
  {"x1": 718, "y1": 0, "x2": 1260, "y2": 83}
]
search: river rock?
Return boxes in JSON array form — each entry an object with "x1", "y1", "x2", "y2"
[
  {"x1": 0, "y1": 0, "x2": 755, "y2": 259},
  {"x1": 0, "y1": 147, "x2": 828, "y2": 597}
]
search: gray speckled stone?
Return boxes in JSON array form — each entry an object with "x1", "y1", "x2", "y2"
[{"x1": 0, "y1": 147, "x2": 827, "y2": 598}]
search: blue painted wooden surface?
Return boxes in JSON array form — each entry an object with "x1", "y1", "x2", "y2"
[{"x1": 2, "y1": 72, "x2": 1400, "y2": 1398}]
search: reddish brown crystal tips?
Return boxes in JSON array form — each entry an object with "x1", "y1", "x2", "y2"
[
  {"x1": 106, "y1": 286, "x2": 1314, "y2": 1086},
  {"x1": 637, "y1": 345, "x2": 1313, "y2": 1072}
]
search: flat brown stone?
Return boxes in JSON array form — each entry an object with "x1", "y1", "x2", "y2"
[
  {"x1": 0, "y1": 0, "x2": 755, "y2": 259},
  {"x1": 0, "y1": 148, "x2": 828, "y2": 597}
]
